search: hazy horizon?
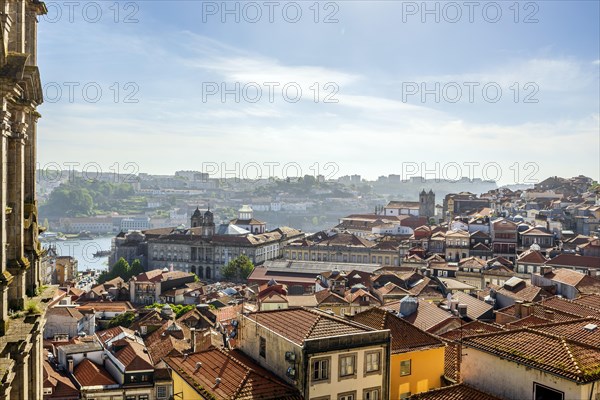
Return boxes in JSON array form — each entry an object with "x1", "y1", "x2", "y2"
[{"x1": 36, "y1": 1, "x2": 600, "y2": 185}]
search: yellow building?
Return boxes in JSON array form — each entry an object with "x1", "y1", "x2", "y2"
[
  {"x1": 165, "y1": 348, "x2": 301, "y2": 400},
  {"x1": 54, "y1": 256, "x2": 77, "y2": 285},
  {"x1": 239, "y1": 307, "x2": 391, "y2": 400},
  {"x1": 350, "y1": 307, "x2": 446, "y2": 399},
  {"x1": 284, "y1": 231, "x2": 403, "y2": 266}
]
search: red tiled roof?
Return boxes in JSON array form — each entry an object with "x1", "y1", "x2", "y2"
[
  {"x1": 114, "y1": 338, "x2": 154, "y2": 371},
  {"x1": 542, "y1": 296, "x2": 600, "y2": 318},
  {"x1": 504, "y1": 314, "x2": 551, "y2": 329},
  {"x1": 441, "y1": 321, "x2": 504, "y2": 341},
  {"x1": 76, "y1": 301, "x2": 135, "y2": 313},
  {"x1": 96, "y1": 325, "x2": 135, "y2": 346},
  {"x1": 495, "y1": 284, "x2": 551, "y2": 303},
  {"x1": 573, "y1": 294, "x2": 600, "y2": 309},
  {"x1": 47, "y1": 306, "x2": 84, "y2": 320},
  {"x1": 43, "y1": 360, "x2": 79, "y2": 400},
  {"x1": 248, "y1": 267, "x2": 317, "y2": 285},
  {"x1": 445, "y1": 292, "x2": 493, "y2": 320},
  {"x1": 546, "y1": 254, "x2": 600, "y2": 269},
  {"x1": 463, "y1": 328, "x2": 600, "y2": 383},
  {"x1": 531, "y1": 317, "x2": 600, "y2": 347},
  {"x1": 96, "y1": 325, "x2": 154, "y2": 370},
  {"x1": 73, "y1": 358, "x2": 117, "y2": 387},
  {"x1": 495, "y1": 302, "x2": 581, "y2": 324},
  {"x1": 381, "y1": 299, "x2": 455, "y2": 333},
  {"x1": 344, "y1": 288, "x2": 381, "y2": 305},
  {"x1": 518, "y1": 249, "x2": 548, "y2": 264},
  {"x1": 165, "y1": 348, "x2": 302, "y2": 400},
  {"x1": 349, "y1": 308, "x2": 444, "y2": 353},
  {"x1": 410, "y1": 383, "x2": 502, "y2": 399},
  {"x1": 245, "y1": 307, "x2": 374, "y2": 346},
  {"x1": 213, "y1": 303, "x2": 244, "y2": 324},
  {"x1": 315, "y1": 290, "x2": 347, "y2": 305},
  {"x1": 543, "y1": 268, "x2": 587, "y2": 286}
]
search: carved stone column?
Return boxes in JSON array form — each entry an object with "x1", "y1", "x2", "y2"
[
  {"x1": 0, "y1": 96, "x2": 14, "y2": 331},
  {"x1": 9, "y1": 342, "x2": 31, "y2": 400},
  {"x1": 29, "y1": 316, "x2": 43, "y2": 398},
  {"x1": 6, "y1": 108, "x2": 29, "y2": 309}
]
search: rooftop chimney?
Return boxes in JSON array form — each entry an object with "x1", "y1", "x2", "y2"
[
  {"x1": 515, "y1": 300, "x2": 523, "y2": 318},
  {"x1": 191, "y1": 328, "x2": 197, "y2": 353},
  {"x1": 67, "y1": 359, "x2": 74, "y2": 374},
  {"x1": 399, "y1": 296, "x2": 418, "y2": 318},
  {"x1": 194, "y1": 362, "x2": 202, "y2": 372}
]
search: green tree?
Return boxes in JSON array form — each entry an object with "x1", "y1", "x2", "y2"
[
  {"x1": 221, "y1": 261, "x2": 238, "y2": 280},
  {"x1": 130, "y1": 259, "x2": 144, "y2": 277},
  {"x1": 222, "y1": 255, "x2": 255, "y2": 281},
  {"x1": 239, "y1": 256, "x2": 255, "y2": 280},
  {"x1": 112, "y1": 257, "x2": 131, "y2": 278},
  {"x1": 108, "y1": 311, "x2": 136, "y2": 328},
  {"x1": 98, "y1": 257, "x2": 136, "y2": 284}
]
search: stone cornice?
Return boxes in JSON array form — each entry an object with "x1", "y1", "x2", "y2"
[
  {"x1": 20, "y1": 66, "x2": 43, "y2": 105},
  {"x1": 0, "y1": 52, "x2": 28, "y2": 82}
]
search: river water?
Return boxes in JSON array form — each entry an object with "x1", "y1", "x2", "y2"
[{"x1": 43, "y1": 236, "x2": 113, "y2": 273}]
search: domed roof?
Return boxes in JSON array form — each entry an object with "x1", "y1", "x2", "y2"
[
  {"x1": 192, "y1": 207, "x2": 201, "y2": 217},
  {"x1": 161, "y1": 303, "x2": 174, "y2": 317},
  {"x1": 239, "y1": 204, "x2": 253, "y2": 213}
]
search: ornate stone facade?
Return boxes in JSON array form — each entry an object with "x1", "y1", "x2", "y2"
[{"x1": 0, "y1": 0, "x2": 47, "y2": 399}]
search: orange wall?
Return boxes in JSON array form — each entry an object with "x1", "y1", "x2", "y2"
[{"x1": 390, "y1": 346, "x2": 445, "y2": 399}]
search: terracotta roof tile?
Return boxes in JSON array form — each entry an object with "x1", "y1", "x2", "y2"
[
  {"x1": 546, "y1": 254, "x2": 600, "y2": 269},
  {"x1": 444, "y1": 292, "x2": 493, "y2": 320},
  {"x1": 315, "y1": 290, "x2": 347, "y2": 305},
  {"x1": 381, "y1": 300, "x2": 455, "y2": 333},
  {"x1": 410, "y1": 383, "x2": 501, "y2": 399},
  {"x1": 542, "y1": 296, "x2": 600, "y2": 318},
  {"x1": 114, "y1": 338, "x2": 154, "y2": 371},
  {"x1": 246, "y1": 307, "x2": 373, "y2": 346},
  {"x1": 518, "y1": 249, "x2": 548, "y2": 264},
  {"x1": 441, "y1": 321, "x2": 504, "y2": 341},
  {"x1": 463, "y1": 328, "x2": 600, "y2": 383},
  {"x1": 349, "y1": 308, "x2": 444, "y2": 353},
  {"x1": 504, "y1": 314, "x2": 551, "y2": 329},
  {"x1": 531, "y1": 317, "x2": 600, "y2": 347},
  {"x1": 47, "y1": 306, "x2": 84, "y2": 320},
  {"x1": 73, "y1": 358, "x2": 117, "y2": 387},
  {"x1": 495, "y1": 284, "x2": 551, "y2": 303},
  {"x1": 76, "y1": 301, "x2": 135, "y2": 313},
  {"x1": 165, "y1": 348, "x2": 302, "y2": 399},
  {"x1": 443, "y1": 341, "x2": 461, "y2": 382},
  {"x1": 43, "y1": 360, "x2": 79, "y2": 400},
  {"x1": 574, "y1": 294, "x2": 600, "y2": 309},
  {"x1": 96, "y1": 325, "x2": 135, "y2": 346},
  {"x1": 543, "y1": 270, "x2": 600, "y2": 294}
]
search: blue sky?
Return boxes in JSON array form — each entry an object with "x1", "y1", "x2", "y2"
[{"x1": 36, "y1": 1, "x2": 600, "y2": 185}]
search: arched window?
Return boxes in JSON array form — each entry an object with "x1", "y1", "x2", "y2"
[
  {"x1": 195, "y1": 266, "x2": 203, "y2": 279},
  {"x1": 206, "y1": 267, "x2": 211, "y2": 280}
]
